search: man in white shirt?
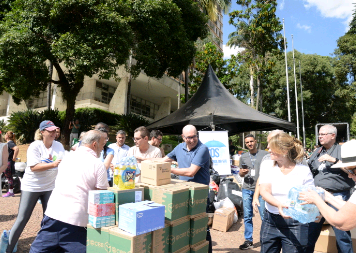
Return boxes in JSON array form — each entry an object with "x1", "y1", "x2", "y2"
[
  {"x1": 127, "y1": 126, "x2": 162, "y2": 162},
  {"x1": 30, "y1": 130, "x2": 109, "y2": 253}
]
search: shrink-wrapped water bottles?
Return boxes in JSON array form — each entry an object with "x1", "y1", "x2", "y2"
[{"x1": 283, "y1": 185, "x2": 325, "y2": 224}]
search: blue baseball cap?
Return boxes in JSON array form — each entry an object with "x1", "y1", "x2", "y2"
[{"x1": 39, "y1": 120, "x2": 58, "y2": 131}]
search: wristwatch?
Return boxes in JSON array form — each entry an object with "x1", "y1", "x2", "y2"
[{"x1": 334, "y1": 158, "x2": 339, "y2": 164}]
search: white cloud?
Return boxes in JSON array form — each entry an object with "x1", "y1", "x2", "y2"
[
  {"x1": 302, "y1": 0, "x2": 353, "y2": 30},
  {"x1": 223, "y1": 44, "x2": 245, "y2": 59},
  {"x1": 297, "y1": 23, "x2": 311, "y2": 33},
  {"x1": 279, "y1": 0, "x2": 285, "y2": 10}
]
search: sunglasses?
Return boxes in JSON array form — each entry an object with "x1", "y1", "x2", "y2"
[{"x1": 342, "y1": 166, "x2": 356, "y2": 175}]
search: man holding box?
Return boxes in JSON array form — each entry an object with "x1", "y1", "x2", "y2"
[
  {"x1": 157, "y1": 124, "x2": 212, "y2": 252},
  {"x1": 30, "y1": 130, "x2": 109, "y2": 253}
]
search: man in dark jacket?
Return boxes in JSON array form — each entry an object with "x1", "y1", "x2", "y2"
[{"x1": 307, "y1": 124, "x2": 354, "y2": 253}]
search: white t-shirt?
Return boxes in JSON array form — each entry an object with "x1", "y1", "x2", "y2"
[
  {"x1": 348, "y1": 191, "x2": 356, "y2": 205},
  {"x1": 127, "y1": 144, "x2": 162, "y2": 161},
  {"x1": 45, "y1": 146, "x2": 109, "y2": 227},
  {"x1": 21, "y1": 140, "x2": 65, "y2": 192},
  {"x1": 259, "y1": 163, "x2": 315, "y2": 214},
  {"x1": 108, "y1": 143, "x2": 130, "y2": 165}
]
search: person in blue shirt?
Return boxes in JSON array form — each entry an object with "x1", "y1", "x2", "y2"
[{"x1": 155, "y1": 124, "x2": 212, "y2": 252}]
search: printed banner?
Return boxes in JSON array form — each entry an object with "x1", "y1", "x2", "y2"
[{"x1": 198, "y1": 131, "x2": 231, "y2": 175}]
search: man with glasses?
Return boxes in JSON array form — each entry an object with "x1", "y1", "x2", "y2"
[
  {"x1": 127, "y1": 126, "x2": 162, "y2": 164},
  {"x1": 307, "y1": 124, "x2": 354, "y2": 253},
  {"x1": 148, "y1": 130, "x2": 165, "y2": 157}
]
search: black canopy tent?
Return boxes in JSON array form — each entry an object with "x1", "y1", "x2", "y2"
[{"x1": 147, "y1": 65, "x2": 295, "y2": 135}]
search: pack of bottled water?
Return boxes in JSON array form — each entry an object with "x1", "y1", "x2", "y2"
[{"x1": 283, "y1": 185, "x2": 325, "y2": 224}]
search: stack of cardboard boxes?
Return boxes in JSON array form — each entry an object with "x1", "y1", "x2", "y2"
[
  {"x1": 87, "y1": 160, "x2": 210, "y2": 253},
  {"x1": 88, "y1": 190, "x2": 116, "y2": 228}
]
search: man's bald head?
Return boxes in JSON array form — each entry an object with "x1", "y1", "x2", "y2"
[{"x1": 182, "y1": 125, "x2": 197, "y2": 136}]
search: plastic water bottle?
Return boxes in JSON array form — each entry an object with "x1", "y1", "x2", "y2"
[
  {"x1": 283, "y1": 185, "x2": 325, "y2": 224},
  {"x1": 0, "y1": 230, "x2": 18, "y2": 253}
]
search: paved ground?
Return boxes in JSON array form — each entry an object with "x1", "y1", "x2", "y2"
[
  {"x1": 1, "y1": 144, "x2": 262, "y2": 253},
  {"x1": 0, "y1": 188, "x2": 262, "y2": 253}
]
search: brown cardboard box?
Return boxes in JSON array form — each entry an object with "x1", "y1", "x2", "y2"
[
  {"x1": 140, "y1": 161, "x2": 171, "y2": 186},
  {"x1": 212, "y1": 208, "x2": 235, "y2": 232},
  {"x1": 315, "y1": 225, "x2": 356, "y2": 253},
  {"x1": 232, "y1": 160, "x2": 239, "y2": 166}
]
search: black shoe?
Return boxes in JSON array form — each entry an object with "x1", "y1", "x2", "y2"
[{"x1": 239, "y1": 240, "x2": 253, "y2": 250}]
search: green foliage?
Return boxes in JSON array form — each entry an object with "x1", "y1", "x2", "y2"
[
  {"x1": 187, "y1": 43, "x2": 234, "y2": 97},
  {"x1": 162, "y1": 135, "x2": 181, "y2": 150},
  {"x1": 6, "y1": 109, "x2": 62, "y2": 144},
  {"x1": 113, "y1": 114, "x2": 150, "y2": 137},
  {"x1": 0, "y1": 0, "x2": 208, "y2": 144},
  {"x1": 0, "y1": 119, "x2": 8, "y2": 133},
  {"x1": 228, "y1": 0, "x2": 283, "y2": 110},
  {"x1": 73, "y1": 108, "x2": 120, "y2": 132}
]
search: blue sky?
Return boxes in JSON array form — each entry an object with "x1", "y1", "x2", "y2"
[{"x1": 223, "y1": 0, "x2": 354, "y2": 58}]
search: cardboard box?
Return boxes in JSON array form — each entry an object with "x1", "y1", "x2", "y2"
[
  {"x1": 88, "y1": 215, "x2": 115, "y2": 228},
  {"x1": 119, "y1": 201, "x2": 165, "y2": 235},
  {"x1": 190, "y1": 214, "x2": 208, "y2": 246},
  {"x1": 140, "y1": 160, "x2": 171, "y2": 186},
  {"x1": 88, "y1": 203, "x2": 115, "y2": 217},
  {"x1": 178, "y1": 182, "x2": 208, "y2": 217},
  {"x1": 212, "y1": 208, "x2": 235, "y2": 232},
  {"x1": 168, "y1": 216, "x2": 191, "y2": 253},
  {"x1": 174, "y1": 246, "x2": 191, "y2": 253},
  {"x1": 88, "y1": 190, "x2": 114, "y2": 204},
  {"x1": 190, "y1": 241, "x2": 209, "y2": 253},
  {"x1": 109, "y1": 227, "x2": 152, "y2": 253},
  {"x1": 152, "y1": 223, "x2": 171, "y2": 253},
  {"x1": 86, "y1": 225, "x2": 113, "y2": 253},
  {"x1": 108, "y1": 187, "x2": 144, "y2": 224},
  {"x1": 151, "y1": 185, "x2": 189, "y2": 221}
]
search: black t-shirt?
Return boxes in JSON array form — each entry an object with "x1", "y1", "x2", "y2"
[{"x1": 7, "y1": 140, "x2": 16, "y2": 161}]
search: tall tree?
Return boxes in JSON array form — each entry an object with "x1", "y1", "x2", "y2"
[
  {"x1": 0, "y1": 0, "x2": 207, "y2": 145},
  {"x1": 228, "y1": 0, "x2": 283, "y2": 110}
]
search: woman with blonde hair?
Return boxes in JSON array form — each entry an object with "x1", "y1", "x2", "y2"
[
  {"x1": 2, "y1": 131, "x2": 19, "y2": 197},
  {"x1": 259, "y1": 133, "x2": 314, "y2": 253},
  {"x1": 0, "y1": 131, "x2": 9, "y2": 174},
  {"x1": 6, "y1": 121, "x2": 64, "y2": 252}
]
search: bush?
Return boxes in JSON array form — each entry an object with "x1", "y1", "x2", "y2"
[
  {"x1": 113, "y1": 113, "x2": 150, "y2": 137},
  {"x1": 60, "y1": 108, "x2": 121, "y2": 132},
  {"x1": 7, "y1": 109, "x2": 62, "y2": 144}
]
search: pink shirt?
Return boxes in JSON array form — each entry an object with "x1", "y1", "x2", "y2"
[{"x1": 45, "y1": 146, "x2": 109, "y2": 227}]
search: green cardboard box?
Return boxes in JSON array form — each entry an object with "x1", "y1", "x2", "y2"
[
  {"x1": 190, "y1": 215, "x2": 208, "y2": 246},
  {"x1": 108, "y1": 187, "x2": 144, "y2": 224},
  {"x1": 135, "y1": 183, "x2": 152, "y2": 201},
  {"x1": 178, "y1": 182, "x2": 208, "y2": 216},
  {"x1": 174, "y1": 246, "x2": 191, "y2": 253},
  {"x1": 190, "y1": 241, "x2": 209, "y2": 253},
  {"x1": 109, "y1": 227, "x2": 152, "y2": 253},
  {"x1": 152, "y1": 223, "x2": 170, "y2": 253},
  {"x1": 151, "y1": 185, "x2": 189, "y2": 221},
  {"x1": 168, "y1": 216, "x2": 191, "y2": 253},
  {"x1": 86, "y1": 225, "x2": 113, "y2": 253}
]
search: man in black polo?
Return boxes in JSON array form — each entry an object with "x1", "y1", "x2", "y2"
[
  {"x1": 239, "y1": 134, "x2": 268, "y2": 250},
  {"x1": 307, "y1": 124, "x2": 354, "y2": 253}
]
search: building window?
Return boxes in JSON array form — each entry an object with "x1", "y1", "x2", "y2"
[
  {"x1": 94, "y1": 81, "x2": 116, "y2": 104},
  {"x1": 130, "y1": 95, "x2": 159, "y2": 119},
  {"x1": 26, "y1": 90, "x2": 50, "y2": 109}
]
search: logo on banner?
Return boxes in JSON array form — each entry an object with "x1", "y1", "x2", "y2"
[{"x1": 204, "y1": 140, "x2": 228, "y2": 165}]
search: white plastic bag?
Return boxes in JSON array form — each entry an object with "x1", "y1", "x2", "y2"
[{"x1": 220, "y1": 197, "x2": 238, "y2": 223}]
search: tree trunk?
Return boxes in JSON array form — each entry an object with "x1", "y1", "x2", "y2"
[
  {"x1": 256, "y1": 75, "x2": 261, "y2": 111},
  {"x1": 185, "y1": 68, "x2": 189, "y2": 103},
  {"x1": 63, "y1": 98, "x2": 76, "y2": 148},
  {"x1": 249, "y1": 66, "x2": 254, "y2": 108},
  {"x1": 47, "y1": 62, "x2": 53, "y2": 110}
]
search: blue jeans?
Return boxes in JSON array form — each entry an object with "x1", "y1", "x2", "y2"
[
  {"x1": 30, "y1": 215, "x2": 86, "y2": 253},
  {"x1": 242, "y1": 188, "x2": 265, "y2": 242},
  {"x1": 307, "y1": 190, "x2": 353, "y2": 253},
  {"x1": 261, "y1": 209, "x2": 308, "y2": 253}
]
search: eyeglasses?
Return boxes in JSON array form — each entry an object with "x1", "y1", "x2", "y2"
[
  {"x1": 155, "y1": 137, "x2": 162, "y2": 142},
  {"x1": 344, "y1": 166, "x2": 356, "y2": 175},
  {"x1": 184, "y1": 135, "x2": 198, "y2": 140},
  {"x1": 132, "y1": 137, "x2": 142, "y2": 142},
  {"x1": 318, "y1": 133, "x2": 333, "y2": 137}
]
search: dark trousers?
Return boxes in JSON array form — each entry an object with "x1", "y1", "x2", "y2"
[
  {"x1": 260, "y1": 210, "x2": 308, "y2": 253},
  {"x1": 30, "y1": 215, "x2": 86, "y2": 253},
  {"x1": 307, "y1": 190, "x2": 353, "y2": 253}
]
